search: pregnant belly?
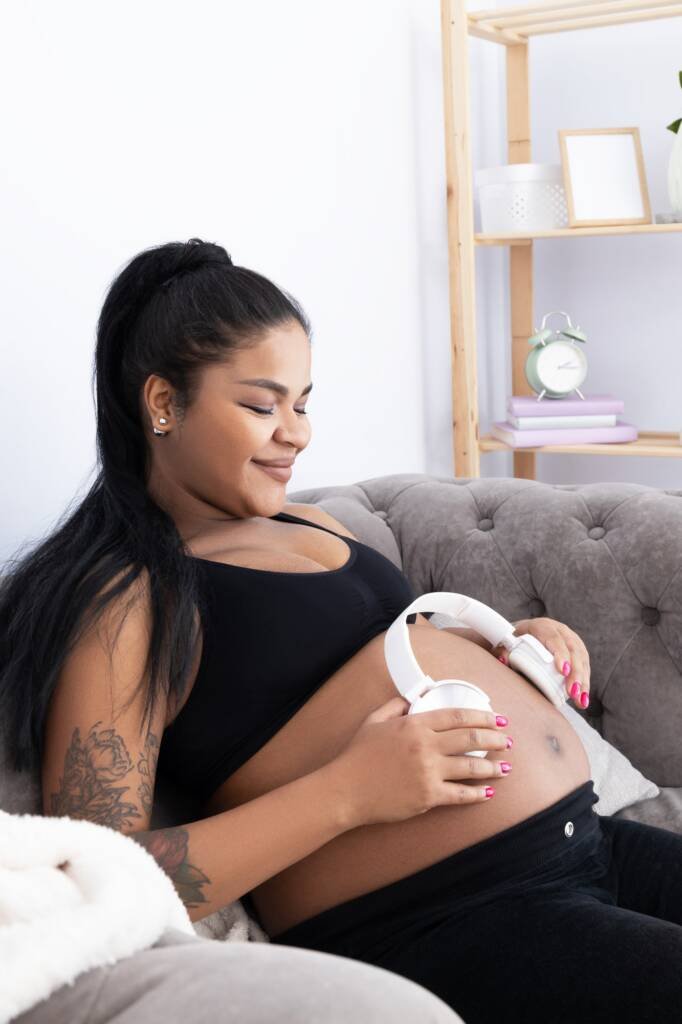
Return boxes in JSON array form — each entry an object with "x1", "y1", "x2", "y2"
[{"x1": 211, "y1": 625, "x2": 592, "y2": 938}]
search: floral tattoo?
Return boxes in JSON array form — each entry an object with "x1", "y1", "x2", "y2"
[
  {"x1": 50, "y1": 720, "x2": 142, "y2": 829},
  {"x1": 132, "y1": 828, "x2": 211, "y2": 908},
  {"x1": 50, "y1": 721, "x2": 211, "y2": 910},
  {"x1": 137, "y1": 730, "x2": 160, "y2": 816}
]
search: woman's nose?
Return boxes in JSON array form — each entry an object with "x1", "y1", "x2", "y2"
[{"x1": 274, "y1": 410, "x2": 310, "y2": 447}]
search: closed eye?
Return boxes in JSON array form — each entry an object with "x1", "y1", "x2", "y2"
[{"x1": 242, "y1": 405, "x2": 308, "y2": 416}]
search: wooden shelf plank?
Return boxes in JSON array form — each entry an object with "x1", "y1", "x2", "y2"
[
  {"x1": 479, "y1": 431, "x2": 682, "y2": 456},
  {"x1": 470, "y1": 0, "x2": 657, "y2": 20},
  {"x1": 471, "y1": 0, "x2": 677, "y2": 26},
  {"x1": 515, "y1": 5, "x2": 682, "y2": 39},
  {"x1": 468, "y1": 2, "x2": 682, "y2": 42},
  {"x1": 475, "y1": 222, "x2": 682, "y2": 245}
]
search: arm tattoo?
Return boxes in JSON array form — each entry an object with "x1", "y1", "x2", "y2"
[
  {"x1": 50, "y1": 721, "x2": 210, "y2": 909},
  {"x1": 131, "y1": 828, "x2": 211, "y2": 909},
  {"x1": 136, "y1": 730, "x2": 160, "y2": 816},
  {"x1": 50, "y1": 720, "x2": 142, "y2": 829}
]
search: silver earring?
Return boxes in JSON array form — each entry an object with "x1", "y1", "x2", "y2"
[{"x1": 153, "y1": 416, "x2": 169, "y2": 436}]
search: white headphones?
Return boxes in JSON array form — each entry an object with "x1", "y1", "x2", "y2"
[{"x1": 384, "y1": 592, "x2": 568, "y2": 756}]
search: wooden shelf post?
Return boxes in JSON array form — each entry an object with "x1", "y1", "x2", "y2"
[
  {"x1": 441, "y1": 0, "x2": 480, "y2": 477},
  {"x1": 506, "y1": 40, "x2": 537, "y2": 480}
]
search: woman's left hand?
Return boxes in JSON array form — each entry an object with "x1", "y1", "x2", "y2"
[{"x1": 491, "y1": 618, "x2": 591, "y2": 709}]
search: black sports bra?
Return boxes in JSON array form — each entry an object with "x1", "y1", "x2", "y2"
[{"x1": 156, "y1": 510, "x2": 416, "y2": 806}]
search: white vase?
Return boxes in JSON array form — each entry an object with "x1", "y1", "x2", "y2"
[{"x1": 668, "y1": 128, "x2": 682, "y2": 216}]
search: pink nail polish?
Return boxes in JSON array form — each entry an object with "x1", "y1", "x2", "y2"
[
  {"x1": 580, "y1": 691, "x2": 589, "y2": 709},
  {"x1": 562, "y1": 661, "x2": 571, "y2": 676},
  {"x1": 570, "y1": 682, "x2": 580, "y2": 698},
  {"x1": 498, "y1": 655, "x2": 508, "y2": 665}
]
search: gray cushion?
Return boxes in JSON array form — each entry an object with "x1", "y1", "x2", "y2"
[{"x1": 14, "y1": 926, "x2": 463, "y2": 1024}]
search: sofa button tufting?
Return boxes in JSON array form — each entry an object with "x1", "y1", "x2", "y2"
[
  {"x1": 529, "y1": 598, "x2": 545, "y2": 617},
  {"x1": 588, "y1": 526, "x2": 606, "y2": 540},
  {"x1": 375, "y1": 510, "x2": 388, "y2": 520},
  {"x1": 478, "y1": 518, "x2": 493, "y2": 531},
  {"x1": 641, "y1": 606, "x2": 661, "y2": 626}
]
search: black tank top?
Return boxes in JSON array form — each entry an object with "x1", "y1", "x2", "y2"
[{"x1": 156, "y1": 510, "x2": 416, "y2": 805}]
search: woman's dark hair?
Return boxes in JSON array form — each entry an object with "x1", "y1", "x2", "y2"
[{"x1": 0, "y1": 237, "x2": 311, "y2": 774}]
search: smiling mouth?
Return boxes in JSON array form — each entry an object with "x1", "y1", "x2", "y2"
[{"x1": 252, "y1": 461, "x2": 292, "y2": 481}]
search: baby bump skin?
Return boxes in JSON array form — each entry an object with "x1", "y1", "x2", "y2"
[
  {"x1": 251, "y1": 625, "x2": 592, "y2": 936},
  {"x1": 403, "y1": 625, "x2": 593, "y2": 835}
]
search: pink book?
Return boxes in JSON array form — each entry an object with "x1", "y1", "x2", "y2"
[
  {"x1": 507, "y1": 394, "x2": 625, "y2": 417},
  {"x1": 491, "y1": 420, "x2": 638, "y2": 448}
]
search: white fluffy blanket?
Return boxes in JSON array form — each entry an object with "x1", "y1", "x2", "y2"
[{"x1": 0, "y1": 810, "x2": 195, "y2": 1024}]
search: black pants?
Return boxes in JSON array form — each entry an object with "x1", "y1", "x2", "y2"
[{"x1": 269, "y1": 780, "x2": 682, "y2": 1023}]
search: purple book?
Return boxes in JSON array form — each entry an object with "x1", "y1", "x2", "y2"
[
  {"x1": 491, "y1": 420, "x2": 638, "y2": 448},
  {"x1": 507, "y1": 394, "x2": 625, "y2": 417}
]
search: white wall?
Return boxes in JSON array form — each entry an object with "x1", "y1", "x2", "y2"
[{"x1": 2, "y1": 0, "x2": 681, "y2": 566}]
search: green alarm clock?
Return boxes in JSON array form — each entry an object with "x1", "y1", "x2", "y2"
[{"x1": 525, "y1": 310, "x2": 588, "y2": 400}]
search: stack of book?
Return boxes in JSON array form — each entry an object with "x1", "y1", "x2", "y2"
[{"x1": 491, "y1": 395, "x2": 638, "y2": 448}]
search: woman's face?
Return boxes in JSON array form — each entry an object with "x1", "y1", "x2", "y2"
[{"x1": 144, "y1": 320, "x2": 313, "y2": 541}]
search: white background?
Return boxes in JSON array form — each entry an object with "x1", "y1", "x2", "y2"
[{"x1": 2, "y1": 0, "x2": 682, "y2": 566}]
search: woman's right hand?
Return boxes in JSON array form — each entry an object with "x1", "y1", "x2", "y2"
[{"x1": 326, "y1": 696, "x2": 513, "y2": 829}]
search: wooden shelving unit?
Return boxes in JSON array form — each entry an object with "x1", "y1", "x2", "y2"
[{"x1": 440, "y1": 0, "x2": 682, "y2": 479}]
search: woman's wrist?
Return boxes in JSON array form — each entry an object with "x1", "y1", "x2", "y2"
[{"x1": 313, "y1": 758, "x2": 366, "y2": 833}]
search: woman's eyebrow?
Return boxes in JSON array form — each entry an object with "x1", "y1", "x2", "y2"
[{"x1": 237, "y1": 378, "x2": 313, "y2": 398}]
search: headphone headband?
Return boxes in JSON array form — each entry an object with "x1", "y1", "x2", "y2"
[{"x1": 384, "y1": 592, "x2": 518, "y2": 704}]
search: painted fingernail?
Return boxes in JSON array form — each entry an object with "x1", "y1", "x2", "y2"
[
  {"x1": 570, "y1": 682, "x2": 580, "y2": 699},
  {"x1": 506, "y1": 736, "x2": 514, "y2": 749},
  {"x1": 562, "y1": 661, "x2": 571, "y2": 676},
  {"x1": 499, "y1": 762, "x2": 512, "y2": 774},
  {"x1": 580, "y1": 691, "x2": 589, "y2": 708},
  {"x1": 496, "y1": 715, "x2": 509, "y2": 727},
  {"x1": 498, "y1": 655, "x2": 508, "y2": 665},
  {"x1": 485, "y1": 787, "x2": 495, "y2": 798}
]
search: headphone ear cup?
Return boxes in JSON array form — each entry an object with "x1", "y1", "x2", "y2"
[{"x1": 409, "y1": 681, "x2": 493, "y2": 759}]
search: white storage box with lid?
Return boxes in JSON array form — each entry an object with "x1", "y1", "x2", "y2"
[{"x1": 474, "y1": 163, "x2": 569, "y2": 233}]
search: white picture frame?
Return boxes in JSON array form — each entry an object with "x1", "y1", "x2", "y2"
[{"x1": 558, "y1": 128, "x2": 652, "y2": 227}]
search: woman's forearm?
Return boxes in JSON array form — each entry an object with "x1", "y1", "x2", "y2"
[{"x1": 131, "y1": 763, "x2": 352, "y2": 923}]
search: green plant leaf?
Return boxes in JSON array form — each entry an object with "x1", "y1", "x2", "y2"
[
  {"x1": 667, "y1": 117, "x2": 681, "y2": 134},
  {"x1": 679, "y1": 70, "x2": 682, "y2": 89}
]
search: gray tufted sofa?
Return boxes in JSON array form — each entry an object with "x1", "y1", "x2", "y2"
[{"x1": 4, "y1": 472, "x2": 682, "y2": 1024}]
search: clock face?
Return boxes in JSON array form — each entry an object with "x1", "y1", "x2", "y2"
[{"x1": 535, "y1": 340, "x2": 587, "y2": 393}]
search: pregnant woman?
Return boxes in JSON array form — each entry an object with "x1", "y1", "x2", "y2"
[{"x1": 2, "y1": 239, "x2": 681, "y2": 1024}]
